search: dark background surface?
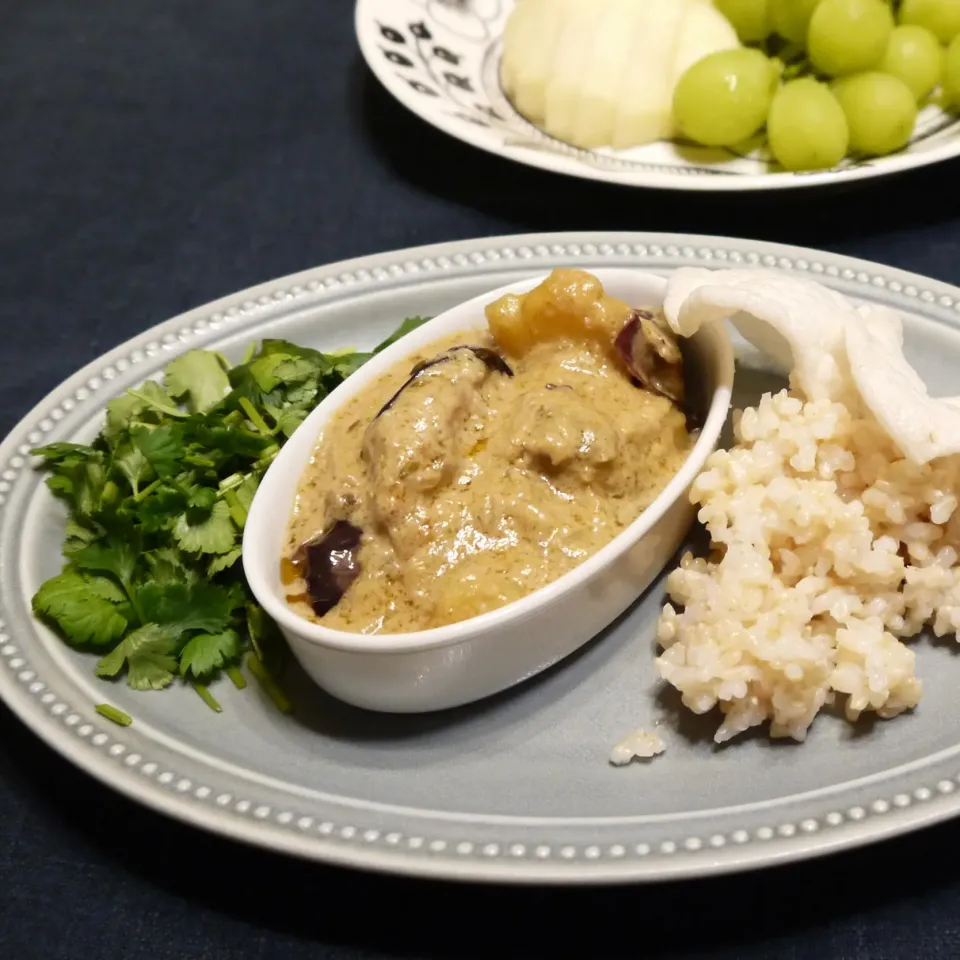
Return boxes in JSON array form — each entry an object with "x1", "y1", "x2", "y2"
[{"x1": 4, "y1": 2, "x2": 960, "y2": 957}]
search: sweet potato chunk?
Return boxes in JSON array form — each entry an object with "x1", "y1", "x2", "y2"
[{"x1": 485, "y1": 268, "x2": 633, "y2": 356}]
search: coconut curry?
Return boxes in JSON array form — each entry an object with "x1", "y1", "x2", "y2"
[{"x1": 282, "y1": 268, "x2": 694, "y2": 634}]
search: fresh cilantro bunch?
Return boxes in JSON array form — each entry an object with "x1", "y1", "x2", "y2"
[{"x1": 31, "y1": 317, "x2": 428, "y2": 717}]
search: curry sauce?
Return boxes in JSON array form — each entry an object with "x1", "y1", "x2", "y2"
[{"x1": 283, "y1": 269, "x2": 693, "y2": 634}]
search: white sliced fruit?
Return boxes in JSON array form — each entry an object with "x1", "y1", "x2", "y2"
[
  {"x1": 544, "y1": 0, "x2": 600, "y2": 145},
  {"x1": 668, "y1": 2, "x2": 742, "y2": 137},
  {"x1": 612, "y1": 0, "x2": 688, "y2": 149},
  {"x1": 501, "y1": 0, "x2": 555, "y2": 123},
  {"x1": 499, "y1": 0, "x2": 528, "y2": 98},
  {"x1": 571, "y1": 0, "x2": 646, "y2": 148},
  {"x1": 672, "y1": 1, "x2": 741, "y2": 82},
  {"x1": 500, "y1": 0, "x2": 743, "y2": 150}
]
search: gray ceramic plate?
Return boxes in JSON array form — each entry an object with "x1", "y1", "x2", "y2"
[{"x1": 5, "y1": 233, "x2": 960, "y2": 885}]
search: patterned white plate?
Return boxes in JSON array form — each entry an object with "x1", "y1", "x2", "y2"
[
  {"x1": 6, "y1": 233, "x2": 960, "y2": 884},
  {"x1": 355, "y1": 0, "x2": 960, "y2": 191}
]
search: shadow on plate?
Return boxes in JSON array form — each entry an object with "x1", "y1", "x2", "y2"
[
  {"x1": 923, "y1": 630, "x2": 960, "y2": 657},
  {"x1": 5, "y1": 688, "x2": 960, "y2": 960},
  {"x1": 277, "y1": 574, "x2": 657, "y2": 745},
  {"x1": 354, "y1": 55, "x2": 960, "y2": 254},
  {"x1": 271, "y1": 359, "x2": 789, "y2": 749},
  {"x1": 653, "y1": 668, "x2": 883, "y2": 752},
  {"x1": 653, "y1": 685, "x2": 719, "y2": 748}
]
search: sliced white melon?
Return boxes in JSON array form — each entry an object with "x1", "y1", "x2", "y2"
[
  {"x1": 611, "y1": 0, "x2": 688, "y2": 148},
  {"x1": 501, "y1": 0, "x2": 556, "y2": 123},
  {"x1": 667, "y1": 1, "x2": 743, "y2": 139},
  {"x1": 671, "y1": 1, "x2": 741, "y2": 85},
  {"x1": 544, "y1": 0, "x2": 600, "y2": 144},
  {"x1": 500, "y1": 0, "x2": 743, "y2": 150},
  {"x1": 499, "y1": 0, "x2": 532, "y2": 99},
  {"x1": 571, "y1": 0, "x2": 646, "y2": 148}
]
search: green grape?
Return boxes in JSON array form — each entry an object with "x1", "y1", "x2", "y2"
[
  {"x1": 808, "y1": 0, "x2": 895, "y2": 77},
  {"x1": 946, "y1": 35, "x2": 960, "y2": 106},
  {"x1": 673, "y1": 49, "x2": 781, "y2": 147},
  {"x1": 767, "y1": 77, "x2": 850, "y2": 170},
  {"x1": 832, "y1": 72, "x2": 918, "y2": 155},
  {"x1": 714, "y1": 0, "x2": 772, "y2": 42},
  {"x1": 769, "y1": 0, "x2": 821, "y2": 43},
  {"x1": 880, "y1": 25, "x2": 942, "y2": 100},
  {"x1": 898, "y1": 0, "x2": 960, "y2": 44}
]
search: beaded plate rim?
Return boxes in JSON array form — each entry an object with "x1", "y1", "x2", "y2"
[{"x1": 6, "y1": 232, "x2": 960, "y2": 884}]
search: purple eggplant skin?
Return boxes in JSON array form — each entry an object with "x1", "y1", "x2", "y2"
[
  {"x1": 614, "y1": 310, "x2": 703, "y2": 433},
  {"x1": 300, "y1": 519, "x2": 364, "y2": 617},
  {"x1": 375, "y1": 345, "x2": 513, "y2": 419}
]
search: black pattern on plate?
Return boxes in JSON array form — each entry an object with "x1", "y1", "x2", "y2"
[{"x1": 371, "y1": 1, "x2": 960, "y2": 179}]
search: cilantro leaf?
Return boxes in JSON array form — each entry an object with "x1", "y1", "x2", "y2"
[
  {"x1": 247, "y1": 354, "x2": 320, "y2": 393},
  {"x1": 185, "y1": 422, "x2": 271, "y2": 459},
  {"x1": 246, "y1": 354, "x2": 292, "y2": 393},
  {"x1": 272, "y1": 357, "x2": 319, "y2": 385},
  {"x1": 333, "y1": 356, "x2": 369, "y2": 379},
  {"x1": 44, "y1": 459, "x2": 107, "y2": 518},
  {"x1": 246, "y1": 602, "x2": 285, "y2": 669},
  {"x1": 234, "y1": 474, "x2": 259, "y2": 512},
  {"x1": 187, "y1": 485, "x2": 217, "y2": 513},
  {"x1": 256, "y1": 339, "x2": 334, "y2": 363},
  {"x1": 113, "y1": 443, "x2": 151, "y2": 496},
  {"x1": 81, "y1": 575, "x2": 127, "y2": 603},
  {"x1": 132, "y1": 425, "x2": 183, "y2": 478},
  {"x1": 127, "y1": 381, "x2": 187, "y2": 420},
  {"x1": 63, "y1": 518, "x2": 100, "y2": 557},
  {"x1": 137, "y1": 581, "x2": 234, "y2": 634},
  {"x1": 72, "y1": 540, "x2": 138, "y2": 585},
  {"x1": 173, "y1": 499, "x2": 237, "y2": 554},
  {"x1": 274, "y1": 407, "x2": 309, "y2": 438},
  {"x1": 104, "y1": 392, "x2": 146, "y2": 441},
  {"x1": 33, "y1": 572, "x2": 129, "y2": 646},
  {"x1": 96, "y1": 624, "x2": 178, "y2": 690},
  {"x1": 373, "y1": 315, "x2": 430, "y2": 354},
  {"x1": 276, "y1": 380, "x2": 318, "y2": 408},
  {"x1": 144, "y1": 547, "x2": 199, "y2": 584},
  {"x1": 165, "y1": 350, "x2": 231, "y2": 414},
  {"x1": 30, "y1": 442, "x2": 101, "y2": 467},
  {"x1": 221, "y1": 473, "x2": 259, "y2": 530},
  {"x1": 208, "y1": 547, "x2": 242, "y2": 577},
  {"x1": 31, "y1": 315, "x2": 426, "y2": 700},
  {"x1": 137, "y1": 485, "x2": 187, "y2": 533},
  {"x1": 179, "y1": 628, "x2": 241, "y2": 678}
]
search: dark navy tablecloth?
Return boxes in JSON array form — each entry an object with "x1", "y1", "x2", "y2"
[{"x1": 5, "y1": 3, "x2": 960, "y2": 957}]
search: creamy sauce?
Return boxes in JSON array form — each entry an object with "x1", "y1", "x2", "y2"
[{"x1": 283, "y1": 270, "x2": 693, "y2": 634}]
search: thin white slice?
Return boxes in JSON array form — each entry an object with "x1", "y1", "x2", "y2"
[
  {"x1": 671, "y1": 0, "x2": 741, "y2": 81},
  {"x1": 500, "y1": 0, "x2": 538, "y2": 100},
  {"x1": 505, "y1": 0, "x2": 565, "y2": 125},
  {"x1": 571, "y1": 0, "x2": 646, "y2": 148},
  {"x1": 612, "y1": 0, "x2": 687, "y2": 148},
  {"x1": 663, "y1": 267, "x2": 960, "y2": 465},
  {"x1": 544, "y1": 0, "x2": 600, "y2": 145},
  {"x1": 845, "y1": 312, "x2": 960, "y2": 464},
  {"x1": 668, "y1": 1, "x2": 742, "y2": 138},
  {"x1": 663, "y1": 267, "x2": 860, "y2": 402}
]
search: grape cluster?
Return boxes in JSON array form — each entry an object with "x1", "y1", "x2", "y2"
[{"x1": 674, "y1": 0, "x2": 960, "y2": 171}]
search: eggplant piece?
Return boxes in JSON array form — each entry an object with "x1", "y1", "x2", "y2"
[
  {"x1": 410, "y1": 345, "x2": 513, "y2": 379},
  {"x1": 615, "y1": 310, "x2": 705, "y2": 433},
  {"x1": 375, "y1": 345, "x2": 513, "y2": 418},
  {"x1": 615, "y1": 310, "x2": 685, "y2": 407},
  {"x1": 298, "y1": 520, "x2": 363, "y2": 617}
]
